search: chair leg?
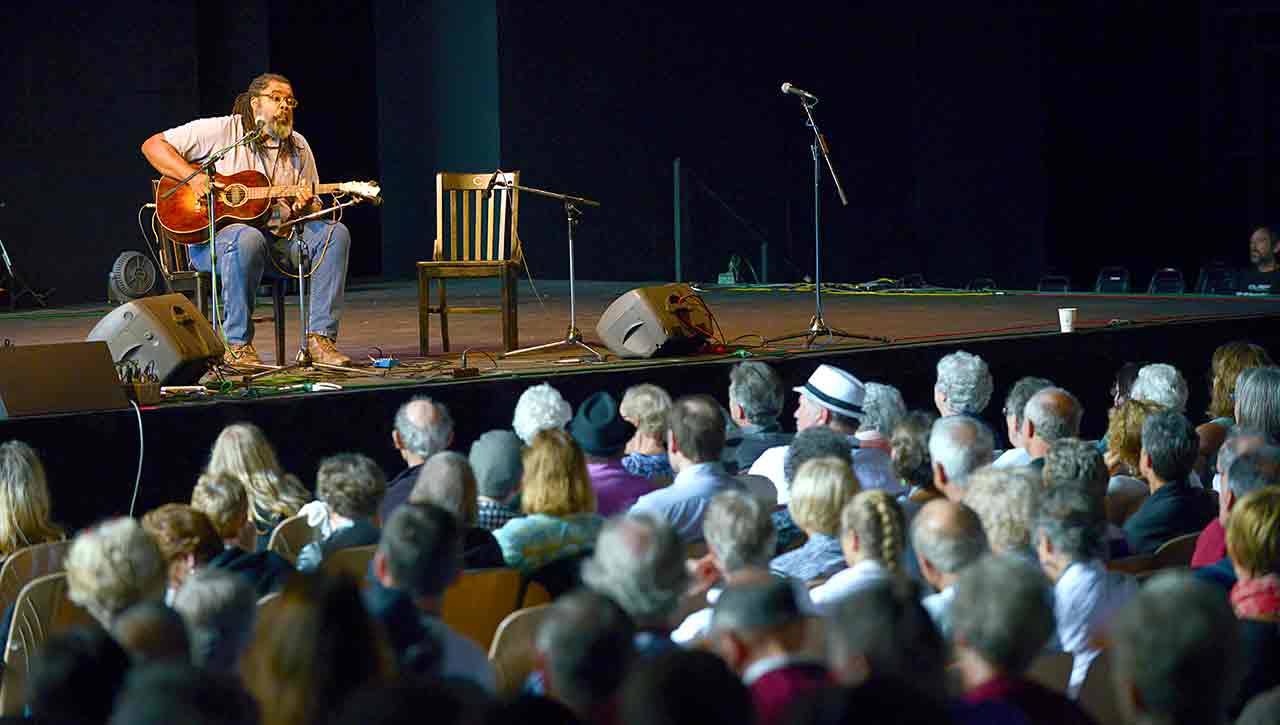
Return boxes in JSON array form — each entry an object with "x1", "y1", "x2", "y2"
[
  {"x1": 272, "y1": 282, "x2": 287, "y2": 365},
  {"x1": 418, "y1": 269, "x2": 431, "y2": 356},
  {"x1": 502, "y1": 266, "x2": 518, "y2": 352},
  {"x1": 439, "y1": 279, "x2": 450, "y2": 352}
]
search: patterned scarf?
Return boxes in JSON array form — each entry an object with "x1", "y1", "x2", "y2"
[{"x1": 1230, "y1": 573, "x2": 1280, "y2": 619}]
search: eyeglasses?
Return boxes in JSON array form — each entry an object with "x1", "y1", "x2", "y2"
[{"x1": 257, "y1": 94, "x2": 299, "y2": 109}]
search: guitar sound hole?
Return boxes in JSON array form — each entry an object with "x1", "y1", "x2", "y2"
[{"x1": 223, "y1": 185, "x2": 248, "y2": 207}]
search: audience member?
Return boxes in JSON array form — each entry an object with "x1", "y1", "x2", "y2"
[
  {"x1": 1035, "y1": 484, "x2": 1137, "y2": 694},
  {"x1": 928, "y1": 415, "x2": 995, "y2": 501},
  {"x1": 113, "y1": 601, "x2": 192, "y2": 665},
  {"x1": 408, "y1": 451, "x2": 504, "y2": 568},
  {"x1": 190, "y1": 473, "x2": 293, "y2": 596},
  {"x1": 911, "y1": 499, "x2": 988, "y2": 638},
  {"x1": 571, "y1": 391, "x2": 656, "y2": 516},
  {"x1": 708, "y1": 575, "x2": 828, "y2": 725},
  {"x1": 1130, "y1": 362, "x2": 1189, "y2": 413},
  {"x1": 1197, "y1": 342, "x2": 1273, "y2": 478},
  {"x1": 619, "y1": 383, "x2": 675, "y2": 480},
  {"x1": 1192, "y1": 439, "x2": 1277, "y2": 568},
  {"x1": 1020, "y1": 386, "x2": 1084, "y2": 471},
  {"x1": 1235, "y1": 366, "x2": 1280, "y2": 439},
  {"x1": 469, "y1": 430, "x2": 525, "y2": 530},
  {"x1": 1043, "y1": 438, "x2": 1130, "y2": 557},
  {"x1": 810, "y1": 490, "x2": 904, "y2": 613},
  {"x1": 203, "y1": 422, "x2": 309, "y2": 551},
  {"x1": 512, "y1": 382, "x2": 573, "y2": 446},
  {"x1": 110, "y1": 663, "x2": 258, "y2": 725},
  {"x1": 1102, "y1": 399, "x2": 1163, "y2": 523},
  {"x1": 1238, "y1": 685, "x2": 1280, "y2": 725},
  {"x1": 370, "y1": 502, "x2": 495, "y2": 691},
  {"x1": 749, "y1": 365, "x2": 897, "y2": 496},
  {"x1": 582, "y1": 513, "x2": 689, "y2": 649},
  {"x1": 535, "y1": 589, "x2": 636, "y2": 721},
  {"x1": 380, "y1": 396, "x2": 453, "y2": 522},
  {"x1": 493, "y1": 429, "x2": 602, "y2": 573},
  {"x1": 825, "y1": 579, "x2": 944, "y2": 697},
  {"x1": 963, "y1": 466, "x2": 1040, "y2": 562},
  {"x1": 66, "y1": 517, "x2": 167, "y2": 629},
  {"x1": 241, "y1": 572, "x2": 394, "y2": 725},
  {"x1": 1124, "y1": 410, "x2": 1216, "y2": 555},
  {"x1": 1225, "y1": 487, "x2": 1280, "y2": 714},
  {"x1": 673, "y1": 490, "x2": 777, "y2": 644},
  {"x1": 951, "y1": 555, "x2": 1095, "y2": 725},
  {"x1": 892, "y1": 410, "x2": 941, "y2": 517},
  {"x1": 934, "y1": 350, "x2": 994, "y2": 417},
  {"x1": 722, "y1": 361, "x2": 791, "y2": 472},
  {"x1": 1109, "y1": 361, "x2": 1147, "y2": 409},
  {"x1": 28, "y1": 626, "x2": 131, "y2": 725},
  {"x1": 141, "y1": 504, "x2": 223, "y2": 601},
  {"x1": 1239, "y1": 225, "x2": 1280, "y2": 294},
  {"x1": 296, "y1": 453, "x2": 385, "y2": 571},
  {"x1": 770, "y1": 457, "x2": 859, "y2": 582},
  {"x1": 632, "y1": 395, "x2": 742, "y2": 542},
  {"x1": 1111, "y1": 572, "x2": 1242, "y2": 725},
  {"x1": 0, "y1": 440, "x2": 65, "y2": 561},
  {"x1": 335, "y1": 680, "x2": 483, "y2": 725},
  {"x1": 992, "y1": 376, "x2": 1054, "y2": 468},
  {"x1": 172, "y1": 567, "x2": 257, "y2": 672},
  {"x1": 618, "y1": 649, "x2": 754, "y2": 725}
]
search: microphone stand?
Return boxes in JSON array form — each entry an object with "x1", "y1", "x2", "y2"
[
  {"x1": 499, "y1": 181, "x2": 605, "y2": 361},
  {"x1": 160, "y1": 122, "x2": 263, "y2": 339},
  {"x1": 766, "y1": 97, "x2": 889, "y2": 347}
]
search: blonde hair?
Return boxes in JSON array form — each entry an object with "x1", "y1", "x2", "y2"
[
  {"x1": 1105, "y1": 399, "x2": 1163, "y2": 471},
  {"x1": 789, "y1": 457, "x2": 860, "y2": 536},
  {"x1": 841, "y1": 490, "x2": 905, "y2": 572},
  {"x1": 962, "y1": 466, "x2": 1040, "y2": 555},
  {"x1": 620, "y1": 384, "x2": 673, "y2": 435},
  {"x1": 1208, "y1": 342, "x2": 1273, "y2": 419},
  {"x1": 0, "y1": 441, "x2": 65, "y2": 557},
  {"x1": 191, "y1": 473, "x2": 250, "y2": 540},
  {"x1": 1227, "y1": 487, "x2": 1280, "y2": 578},
  {"x1": 521, "y1": 429, "x2": 596, "y2": 517},
  {"x1": 65, "y1": 517, "x2": 167, "y2": 628},
  {"x1": 204, "y1": 423, "x2": 309, "y2": 531}
]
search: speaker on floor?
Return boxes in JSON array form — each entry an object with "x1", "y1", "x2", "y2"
[
  {"x1": 86, "y1": 293, "x2": 224, "y2": 385},
  {"x1": 0, "y1": 342, "x2": 131, "y2": 419},
  {"x1": 595, "y1": 283, "x2": 713, "y2": 359}
]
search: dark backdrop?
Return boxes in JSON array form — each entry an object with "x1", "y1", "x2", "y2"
[{"x1": 0, "y1": 2, "x2": 1270, "y2": 306}]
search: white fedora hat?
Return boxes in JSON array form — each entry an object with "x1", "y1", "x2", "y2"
[{"x1": 794, "y1": 364, "x2": 865, "y2": 419}]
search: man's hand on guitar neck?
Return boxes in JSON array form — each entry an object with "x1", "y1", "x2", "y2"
[{"x1": 290, "y1": 182, "x2": 318, "y2": 215}]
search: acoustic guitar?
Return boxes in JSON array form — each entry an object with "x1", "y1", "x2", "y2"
[{"x1": 154, "y1": 169, "x2": 381, "y2": 244}]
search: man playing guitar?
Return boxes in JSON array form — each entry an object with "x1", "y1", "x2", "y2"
[{"x1": 142, "y1": 72, "x2": 353, "y2": 367}]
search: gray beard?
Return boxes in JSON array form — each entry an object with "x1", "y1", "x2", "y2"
[{"x1": 257, "y1": 116, "x2": 292, "y2": 142}]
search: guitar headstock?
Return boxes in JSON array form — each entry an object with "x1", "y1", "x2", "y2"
[{"x1": 337, "y1": 181, "x2": 381, "y2": 201}]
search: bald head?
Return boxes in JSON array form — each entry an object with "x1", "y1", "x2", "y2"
[
  {"x1": 393, "y1": 396, "x2": 454, "y2": 463},
  {"x1": 1022, "y1": 387, "x2": 1083, "y2": 458},
  {"x1": 911, "y1": 500, "x2": 988, "y2": 590}
]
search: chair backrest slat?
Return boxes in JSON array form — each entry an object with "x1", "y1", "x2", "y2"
[
  {"x1": 0, "y1": 541, "x2": 71, "y2": 618},
  {"x1": 434, "y1": 172, "x2": 521, "y2": 263}
]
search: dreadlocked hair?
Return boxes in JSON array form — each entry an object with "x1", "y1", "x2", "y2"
[
  {"x1": 841, "y1": 490, "x2": 906, "y2": 573},
  {"x1": 232, "y1": 72, "x2": 298, "y2": 157}
]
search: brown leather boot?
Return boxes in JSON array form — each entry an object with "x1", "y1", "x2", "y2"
[
  {"x1": 306, "y1": 334, "x2": 353, "y2": 366},
  {"x1": 223, "y1": 342, "x2": 262, "y2": 368}
]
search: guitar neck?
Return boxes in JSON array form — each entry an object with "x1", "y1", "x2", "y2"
[{"x1": 245, "y1": 182, "x2": 344, "y2": 200}]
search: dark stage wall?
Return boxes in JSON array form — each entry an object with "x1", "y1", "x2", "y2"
[{"x1": 0, "y1": 2, "x2": 1271, "y2": 305}]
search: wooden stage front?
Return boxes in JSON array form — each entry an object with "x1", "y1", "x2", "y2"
[{"x1": 1, "y1": 279, "x2": 1277, "y2": 530}]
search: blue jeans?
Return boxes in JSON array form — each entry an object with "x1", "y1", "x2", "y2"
[{"x1": 189, "y1": 221, "x2": 350, "y2": 345}]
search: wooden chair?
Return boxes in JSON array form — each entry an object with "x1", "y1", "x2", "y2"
[
  {"x1": 1025, "y1": 650, "x2": 1074, "y2": 694},
  {"x1": 0, "y1": 540, "x2": 71, "y2": 617},
  {"x1": 267, "y1": 514, "x2": 315, "y2": 565},
  {"x1": 1152, "y1": 531, "x2": 1200, "y2": 569},
  {"x1": 418, "y1": 171, "x2": 522, "y2": 354},
  {"x1": 488, "y1": 604, "x2": 551, "y2": 696},
  {"x1": 441, "y1": 567, "x2": 524, "y2": 651},
  {"x1": 0, "y1": 573, "x2": 96, "y2": 715},
  {"x1": 320, "y1": 544, "x2": 378, "y2": 589},
  {"x1": 1078, "y1": 650, "x2": 1122, "y2": 725}
]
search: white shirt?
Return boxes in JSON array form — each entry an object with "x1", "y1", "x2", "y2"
[
  {"x1": 1052, "y1": 559, "x2": 1138, "y2": 696},
  {"x1": 808, "y1": 559, "x2": 891, "y2": 614},
  {"x1": 748, "y1": 432, "x2": 901, "y2": 504},
  {"x1": 991, "y1": 447, "x2": 1031, "y2": 468},
  {"x1": 921, "y1": 585, "x2": 956, "y2": 640},
  {"x1": 671, "y1": 587, "x2": 722, "y2": 645}
]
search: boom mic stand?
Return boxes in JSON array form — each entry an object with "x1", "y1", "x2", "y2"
[
  {"x1": 767, "y1": 90, "x2": 889, "y2": 347},
  {"x1": 499, "y1": 181, "x2": 605, "y2": 361},
  {"x1": 0, "y1": 237, "x2": 50, "y2": 311}
]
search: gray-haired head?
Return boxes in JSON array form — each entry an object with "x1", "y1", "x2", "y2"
[
  {"x1": 911, "y1": 499, "x2": 988, "y2": 575},
  {"x1": 171, "y1": 567, "x2": 257, "y2": 671},
  {"x1": 469, "y1": 429, "x2": 524, "y2": 500},
  {"x1": 582, "y1": 513, "x2": 689, "y2": 626},
  {"x1": 1141, "y1": 409, "x2": 1198, "y2": 483},
  {"x1": 512, "y1": 383, "x2": 573, "y2": 445},
  {"x1": 703, "y1": 490, "x2": 776, "y2": 572},
  {"x1": 393, "y1": 396, "x2": 453, "y2": 459},
  {"x1": 378, "y1": 502, "x2": 462, "y2": 598},
  {"x1": 1043, "y1": 438, "x2": 1108, "y2": 502},
  {"x1": 1023, "y1": 387, "x2": 1084, "y2": 443},
  {"x1": 316, "y1": 453, "x2": 386, "y2": 520},
  {"x1": 826, "y1": 579, "x2": 946, "y2": 698},
  {"x1": 710, "y1": 576, "x2": 805, "y2": 634},
  {"x1": 535, "y1": 589, "x2": 636, "y2": 718},
  {"x1": 1110, "y1": 572, "x2": 1241, "y2": 725},
  {"x1": 784, "y1": 426, "x2": 853, "y2": 484},
  {"x1": 928, "y1": 415, "x2": 995, "y2": 490},
  {"x1": 950, "y1": 555, "x2": 1054, "y2": 675},
  {"x1": 728, "y1": 361, "x2": 785, "y2": 426},
  {"x1": 1035, "y1": 482, "x2": 1107, "y2": 563},
  {"x1": 1217, "y1": 427, "x2": 1271, "y2": 480},
  {"x1": 409, "y1": 451, "x2": 478, "y2": 526},
  {"x1": 859, "y1": 383, "x2": 907, "y2": 435},
  {"x1": 1235, "y1": 367, "x2": 1280, "y2": 438},
  {"x1": 935, "y1": 351, "x2": 994, "y2": 415},
  {"x1": 1130, "y1": 363, "x2": 1189, "y2": 412},
  {"x1": 1003, "y1": 377, "x2": 1054, "y2": 427},
  {"x1": 962, "y1": 466, "x2": 1040, "y2": 556},
  {"x1": 1228, "y1": 445, "x2": 1280, "y2": 499}
]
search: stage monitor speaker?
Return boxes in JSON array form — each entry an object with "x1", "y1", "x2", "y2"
[
  {"x1": 0, "y1": 341, "x2": 131, "y2": 419},
  {"x1": 595, "y1": 283, "x2": 713, "y2": 359},
  {"x1": 86, "y1": 293, "x2": 224, "y2": 385}
]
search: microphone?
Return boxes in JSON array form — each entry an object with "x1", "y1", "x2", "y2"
[
  {"x1": 482, "y1": 170, "x2": 502, "y2": 200},
  {"x1": 780, "y1": 82, "x2": 818, "y2": 104}
]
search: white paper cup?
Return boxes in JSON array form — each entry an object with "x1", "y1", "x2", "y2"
[{"x1": 1058, "y1": 307, "x2": 1077, "y2": 333}]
